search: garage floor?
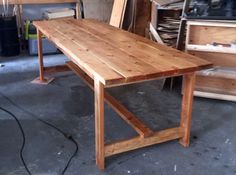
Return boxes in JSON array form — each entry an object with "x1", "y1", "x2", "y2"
[{"x1": 0, "y1": 54, "x2": 236, "y2": 175}]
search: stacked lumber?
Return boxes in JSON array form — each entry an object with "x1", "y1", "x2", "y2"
[
  {"x1": 150, "y1": 1, "x2": 184, "y2": 47},
  {"x1": 43, "y1": 8, "x2": 75, "y2": 19},
  {"x1": 157, "y1": 16, "x2": 180, "y2": 47},
  {"x1": 151, "y1": 1, "x2": 195, "y2": 47}
]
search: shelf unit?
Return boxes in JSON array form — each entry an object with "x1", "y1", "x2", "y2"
[{"x1": 186, "y1": 20, "x2": 236, "y2": 101}]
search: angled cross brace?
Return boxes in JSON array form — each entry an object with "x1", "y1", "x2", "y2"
[
  {"x1": 67, "y1": 61, "x2": 195, "y2": 170},
  {"x1": 66, "y1": 61, "x2": 154, "y2": 138}
]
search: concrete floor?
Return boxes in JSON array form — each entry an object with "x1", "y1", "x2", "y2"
[{"x1": 0, "y1": 54, "x2": 236, "y2": 175}]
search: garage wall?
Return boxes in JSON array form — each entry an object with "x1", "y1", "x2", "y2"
[
  {"x1": 0, "y1": 0, "x2": 113, "y2": 22},
  {"x1": 22, "y1": 4, "x2": 74, "y2": 20},
  {"x1": 83, "y1": 0, "x2": 113, "y2": 22}
]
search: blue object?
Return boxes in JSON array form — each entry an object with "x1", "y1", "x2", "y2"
[{"x1": 28, "y1": 38, "x2": 58, "y2": 55}]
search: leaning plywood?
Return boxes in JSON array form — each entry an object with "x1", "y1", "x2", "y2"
[{"x1": 109, "y1": 0, "x2": 127, "y2": 28}]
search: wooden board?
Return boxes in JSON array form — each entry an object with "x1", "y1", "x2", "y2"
[
  {"x1": 105, "y1": 127, "x2": 184, "y2": 157},
  {"x1": 188, "y1": 51, "x2": 236, "y2": 68},
  {"x1": 179, "y1": 73, "x2": 195, "y2": 147},
  {"x1": 195, "y1": 74, "x2": 236, "y2": 95},
  {"x1": 134, "y1": 0, "x2": 151, "y2": 36},
  {"x1": 187, "y1": 22, "x2": 236, "y2": 45},
  {"x1": 151, "y1": 1, "x2": 158, "y2": 29},
  {"x1": 33, "y1": 19, "x2": 212, "y2": 86},
  {"x1": 194, "y1": 91, "x2": 236, "y2": 102},
  {"x1": 109, "y1": 0, "x2": 127, "y2": 28}
]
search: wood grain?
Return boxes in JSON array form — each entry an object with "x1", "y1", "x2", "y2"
[
  {"x1": 195, "y1": 74, "x2": 236, "y2": 95},
  {"x1": 33, "y1": 21, "x2": 124, "y2": 85},
  {"x1": 188, "y1": 24, "x2": 236, "y2": 45},
  {"x1": 179, "y1": 73, "x2": 196, "y2": 147},
  {"x1": 95, "y1": 79, "x2": 105, "y2": 170},
  {"x1": 33, "y1": 19, "x2": 212, "y2": 86},
  {"x1": 105, "y1": 127, "x2": 184, "y2": 157},
  {"x1": 110, "y1": 0, "x2": 127, "y2": 28},
  {"x1": 36, "y1": 29, "x2": 45, "y2": 82},
  {"x1": 188, "y1": 51, "x2": 236, "y2": 68}
]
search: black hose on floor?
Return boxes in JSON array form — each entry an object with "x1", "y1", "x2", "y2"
[
  {"x1": 0, "y1": 92, "x2": 79, "y2": 175},
  {"x1": 0, "y1": 106, "x2": 32, "y2": 175}
]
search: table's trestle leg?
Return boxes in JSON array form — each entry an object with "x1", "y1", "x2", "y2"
[
  {"x1": 67, "y1": 61, "x2": 154, "y2": 138},
  {"x1": 31, "y1": 29, "x2": 54, "y2": 85},
  {"x1": 66, "y1": 61, "x2": 196, "y2": 169},
  {"x1": 179, "y1": 73, "x2": 196, "y2": 147},
  {"x1": 95, "y1": 79, "x2": 105, "y2": 170}
]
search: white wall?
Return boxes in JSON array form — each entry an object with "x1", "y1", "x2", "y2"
[
  {"x1": 0, "y1": 0, "x2": 113, "y2": 22},
  {"x1": 22, "y1": 4, "x2": 75, "y2": 20},
  {"x1": 0, "y1": 3, "x2": 74, "y2": 20}
]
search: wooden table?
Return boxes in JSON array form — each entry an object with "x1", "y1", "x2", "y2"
[{"x1": 33, "y1": 19, "x2": 212, "y2": 170}]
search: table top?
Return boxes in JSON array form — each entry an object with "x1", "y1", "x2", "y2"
[{"x1": 33, "y1": 19, "x2": 212, "y2": 86}]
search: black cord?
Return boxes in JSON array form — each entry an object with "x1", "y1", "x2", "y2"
[
  {"x1": 61, "y1": 136, "x2": 78, "y2": 175},
  {"x1": 0, "y1": 92, "x2": 79, "y2": 175},
  {"x1": 0, "y1": 106, "x2": 32, "y2": 175}
]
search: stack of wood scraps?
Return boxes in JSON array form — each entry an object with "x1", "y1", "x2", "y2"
[
  {"x1": 43, "y1": 8, "x2": 75, "y2": 20},
  {"x1": 150, "y1": 0, "x2": 185, "y2": 47},
  {"x1": 157, "y1": 16, "x2": 180, "y2": 47}
]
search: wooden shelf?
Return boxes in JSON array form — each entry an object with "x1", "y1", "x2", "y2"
[
  {"x1": 187, "y1": 20, "x2": 236, "y2": 28},
  {"x1": 197, "y1": 67, "x2": 236, "y2": 79},
  {"x1": 195, "y1": 68, "x2": 236, "y2": 101},
  {"x1": 186, "y1": 45, "x2": 236, "y2": 54},
  {"x1": 194, "y1": 91, "x2": 236, "y2": 102},
  {"x1": 186, "y1": 20, "x2": 236, "y2": 101}
]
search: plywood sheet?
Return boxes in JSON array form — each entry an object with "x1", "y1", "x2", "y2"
[{"x1": 109, "y1": 0, "x2": 127, "y2": 27}]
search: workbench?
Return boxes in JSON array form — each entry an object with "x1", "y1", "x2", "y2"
[{"x1": 33, "y1": 19, "x2": 212, "y2": 170}]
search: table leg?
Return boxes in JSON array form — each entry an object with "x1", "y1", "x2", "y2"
[
  {"x1": 179, "y1": 73, "x2": 196, "y2": 147},
  {"x1": 31, "y1": 29, "x2": 54, "y2": 85},
  {"x1": 94, "y1": 79, "x2": 105, "y2": 170},
  {"x1": 37, "y1": 29, "x2": 45, "y2": 82}
]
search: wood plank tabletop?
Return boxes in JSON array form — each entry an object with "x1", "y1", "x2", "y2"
[{"x1": 33, "y1": 19, "x2": 212, "y2": 86}]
